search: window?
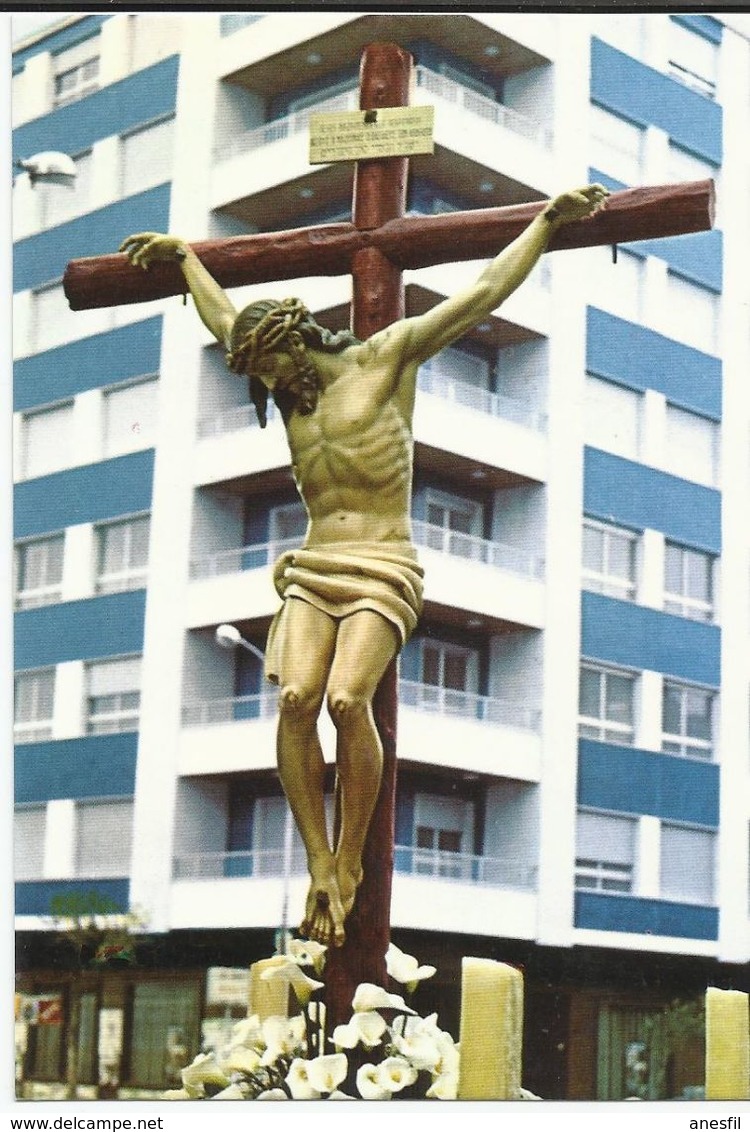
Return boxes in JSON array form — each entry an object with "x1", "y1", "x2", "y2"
[
  {"x1": 14, "y1": 535, "x2": 64, "y2": 609},
  {"x1": 86, "y1": 657, "x2": 141, "y2": 735},
  {"x1": 103, "y1": 377, "x2": 159, "y2": 456},
  {"x1": 121, "y1": 117, "x2": 175, "y2": 197},
  {"x1": 21, "y1": 402, "x2": 74, "y2": 479},
  {"x1": 662, "y1": 681, "x2": 714, "y2": 760},
  {"x1": 664, "y1": 403, "x2": 718, "y2": 486},
  {"x1": 582, "y1": 520, "x2": 638, "y2": 601},
  {"x1": 575, "y1": 810, "x2": 636, "y2": 893},
  {"x1": 14, "y1": 806, "x2": 46, "y2": 881},
  {"x1": 422, "y1": 488, "x2": 483, "y2": 559},
  {"x1": 96, "y1": 516, "x2": 150, "y2": 594},
  {"x1": 418, "y1": 639, "x2": 480, "y2": 716},
  {"x1": 667, "y1": 142, "x2": 716, "y2": 185},
  {"x1": 53, "y1": 39, "x2": 100, "y2": 107},
  {"x1": 268, "y1": 503, "x2": 307, "y2": 555},
  {"x1": 584, "y1": 375, "x2": 641, "y2": 460},
  {"x1": 660, "y1": 824, "x2": 715, "y2": 903},
  {"x1": 668, "y1": 21, "x2": 718, "y2": 99},
  {"x1": 14, "y1": 669, "x2": 55, "y2": 744},
  {"x1": 665, "y1": 273, "x2": 718, "y2": 353},
  {"x1": 414, "y1": 794, "x2": 474, "y2": 879},
  {"x1": 39, "y1": 150, "x2": 92, "y2": 228},
  {"x1": 75, "y1": 799, "x2": 134, "y2": 877},
  {"x1": 664, "y1": 542, "x2": 714, "y2": 621},
  {"x1": 589, "y1": 104, "x2": 644, "y2": 185},
  {"x1": 421, "y1": 346, "x2": 491, "y2": 393},
  {"x1": 579, "y1": 664, "x2": 636, "y2": 745}
]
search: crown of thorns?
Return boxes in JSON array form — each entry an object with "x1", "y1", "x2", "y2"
[{"x1": 226, "y1": 298, "x2": 310, "y2": 375}]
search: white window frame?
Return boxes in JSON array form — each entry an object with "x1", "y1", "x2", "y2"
[
  {"x1": 14, "y1": 533, "x2": 65, "y2": 610},
  {"x1": 102, "y1": 374, "x2": 160, "y2": 456},
  {"x1": 578, "y1": 663, "x2": 636, "y2": 745},
  {"x1": 661, "y1": 679, "x2": 715, "y2": 761},
  {"x1": 417, "y1": 638, "x2": 480, "y2": 717},
  {"x1": 413, "y1": 793, "x2": 474, "y2": 880},
  {"x1": 659, "y1": 821, "x2": 716, "y2": 905},
  {"x1": 95, "y1": 514, "x2": 150, "y2": 594},
  {"x1": 14, "y1": 805, "x2": 47, "y2": 881},
  {"x1": 667, "y1": 22, "x2": 718, "y2": 100},
  {"x1": 663, "y1": 541, "x2": 714, "y2": 622},
  {"x1": 21, "y1": 398, "x2": 75, "y2": 479},
  {"x1": 54, "y1": 51, "x2": 100, "y2": 108},
  {"x1": 575, "y1": 809, "x2": 637, "y2": 894},
  {"x1": 75, "y1": 797, "x2": 134, "y2": 878},
  {"x1": 14, "y1": 668, "x2": 55, "y2": 744},
  {"x1": 85, "y1": 657, "x2": 141, "y2": 735},
  {"x1": 582, "y1": 519, "x2": 639, "y2": 601},
  {"x1": 119, "y1": 114, "x2": 176, "y2": 198},
  {"x1": 422, "y1": 487, "x2": 484, "y2": 560}
]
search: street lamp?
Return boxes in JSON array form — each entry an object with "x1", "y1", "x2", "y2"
[
  {"x1": 14, "y1": 151, "x2": 77, "y2": 187},
  {"x1": 214, "y1": 624, "x2": 292, "y2": 952}
]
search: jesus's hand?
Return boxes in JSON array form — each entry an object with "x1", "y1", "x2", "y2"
[
  {"x1": 545, "y1": 184, "x2": 609, "y2": 225},
  {"x1": 119, "y1": 232, "x2": 189, "y2": 270}
]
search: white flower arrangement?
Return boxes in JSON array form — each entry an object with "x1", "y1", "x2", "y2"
[{"x1": 165, "y1": 941, "x2": 462, "y2": 1100}]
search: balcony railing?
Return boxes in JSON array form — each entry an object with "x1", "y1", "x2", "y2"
[
  {"x1": 412, "y1": 520, "x2": 543, "y2": 579},
  {"x1": 183, "y1": 681, "x2": 541, "y2": 732},
  {"x1": 417, "y1": 369, "x2": 546, "y2": 431},
  {"x1": 173, "y1": 845, "x2": 537, "y2": 890},
  {"x1": 190, "y1": 524, "x2": 543, "y2": 583},
  {"x1": 219, "y1": 65, "x2": 550, "y2": 162}
]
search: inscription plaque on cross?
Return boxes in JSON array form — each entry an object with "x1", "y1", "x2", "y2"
[{"x1": 64, "y1": 42, "x2": 714, "y2": 1027}]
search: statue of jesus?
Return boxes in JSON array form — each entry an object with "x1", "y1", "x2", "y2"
[{"x1": 121, "y1": 184, "x2": 608, "y2": 946}]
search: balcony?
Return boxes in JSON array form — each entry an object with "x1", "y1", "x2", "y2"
[
  {"x1": 211, "y1": 65, "x2": 552, "y2": 218},
  {"x1": 178, "y1": 681, "x2": 542, "y2": 780},
  {"x1": 170, "y1": 844, "x2": 537, "y2": 936}
]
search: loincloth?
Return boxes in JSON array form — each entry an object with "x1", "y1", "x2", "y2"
[{"x1": 264, "y1": 541, "x2": 424, "y2": 684}]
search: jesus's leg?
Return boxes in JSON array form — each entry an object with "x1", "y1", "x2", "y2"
[
  {"x1": 325, "y1": 611, "x2": 400, "y2": 922},
  {"x1": 274, "y1": 598, "x2": 343, "y2": 946}
]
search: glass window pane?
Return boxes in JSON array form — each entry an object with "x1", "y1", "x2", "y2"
[
  {"x1": 605, "y1": 673, "x2": 633, "y2": 724},
  {"x1": 23, "y1": 403, "x2": 74, "y2": 479},
  {"x1": 662, "y1": 684, "x2": 683, "y2": 734},
  {"x1": 664, "y1": 544, "x2": 683, "y2": 592},
  {"x1": 685, "y1": 549, "x2": 711, "y2": 601},
  {"x1": 443, "y1": 651, "x2": 468, "y2": 691},
  {"x1": 422, "y1": 645, "x2": 440, "y2": 686},
  {"x1": 582, "y1": 525, "x2": 604, "y2": 572},
  {"x1": 607, "y1": 532, "x2": 633, "y2": 580},
  {"x1": 579, "y1": 668, "x2": 601, "y2": 718},
  {"x1": 685, "y1": 688, "x2": 712, "y2": 740}
]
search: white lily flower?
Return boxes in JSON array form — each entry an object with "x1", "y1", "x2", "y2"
[
  {"x1": 287, "y1": 938, "x2": 327, "y2": 976},
  {"x1": 261, "y1": 955, "x2": 324, "y2": 1006},
  {"x1": 306, "y1": 1053, "x2": 348, "y2": 1094},
  {"x1": 332, "y1": 1011, "x2": 387, "y2": 1050},
  {"x1": 223, "y1": 1044, "x2": 262, "y2": 1076},
  {"x1": 356, "y1": 1063, "x2": 391, "y2": 1100},
  {"x1": 256, "y1": 1088, "x2": 288, "y2": 1100},
  {"x1": 329, "y1": 1089, "x2": 353, "y2": 1099},
  {"x1": 260, "y1": 1014, "x2": 306, "y2": 1066},
  {"x1": 352, "y1": 982, "x2": 415, "y2": 1015},
  {"x1": 163, "y1": 1088, "x2": 192, "y2": 1100},
  {"x1": 181, "y1": 1052, "x2": 231, "y2": 1097},
  {"x1": 392, "y1": 1029, "x2": 441, "y2": 1072},
  {"x1": 434, "y1": 1032, "x2": 460, "y2": 1077},
  {"x1": 426, "y1": 1070, "x2": 458, "y2": 1100},
  {"x1": 211, "y1": 1083, "x2": 246, "y2": 1100},
  {"x1": 376, "y1": 1056, "x2": 418, "y2": 1094},
  {"x1": 286, "y1": 1057, "x2": 321, "y2": 1100},
  {"x1": 230, "y1": 1015, "x2": 263, "y2": 1050},
  {"x1": 385, "y1": 943, "x2": 436, "y2": 992}
]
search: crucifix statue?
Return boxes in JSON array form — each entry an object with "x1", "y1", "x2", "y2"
[{"x1": 65, "y1": 43, "x2": 714, "y2": 1021}]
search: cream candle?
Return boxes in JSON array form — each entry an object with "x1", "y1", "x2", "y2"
[
  {"x1": 457, "y1": 957, "x2": 524, "y2": 1099},
  {"x1": 248, "y1": 958, "x2": 289, "y2": 1021},
  {"x1": 705, "y1": 987, "x2": 750, "y2": 1100}
]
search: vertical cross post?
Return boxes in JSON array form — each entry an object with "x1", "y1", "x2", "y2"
[{"x1": 323, "y1": 42, "x2": 412, "y2": 1030}]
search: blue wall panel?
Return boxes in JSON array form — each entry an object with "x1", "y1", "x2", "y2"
[
  {"x1": 583, "y1": 448, "x2": 721, "y2": 553},
  {"x1": 15, "y1": 590, "x2": 146, "y2": 670},
  {"x1": 586, "y1": 308, "x2": 722, "y2": 419},
  {"x1": 628, "y1": 229, "x2": 722, "y2": 293},
  {"x1": 14, "y1": 184, "x2": 171, "y2": 293},
  {"x1": 575, "y1": 891, "x2": 718, "y2": 940},
  {"x1": 671, "y1": 13, "x2": 723, "y2": 45},
  {"x1": 578, "y1": 740, "x2": 719, "y2": 826},
  {"x1": 13, "y1": 55, "x2": 179, "y2": 165},
  {"x1": 581, "y1": 591, "x2": 720, "y2": 685},
  {"x1": 15, "y1": 734, "x2": 138, "y2": 804},
  {"x1": 14, "y1": 317, "x2": 162, "y2": 411},
  {"x1": 591, "y1": 39, "x2": 721, "y2": 165},
  {"x1": 14, "y1": 449, "x2": 154, "y2": 539},
  {"x1": 16, "y1": 879, "x2": 130, "y2": 917},
  {"x1": 13, "y1": 16, "x2": 107, "y2": 73}
]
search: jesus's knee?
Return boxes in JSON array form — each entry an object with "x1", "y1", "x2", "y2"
[
  {"x1": 279, "y1": 683, "x2": 323, "y2": 721},
  {"x1": 326, "y1": 688, "x2": 371, "y2": 729}
]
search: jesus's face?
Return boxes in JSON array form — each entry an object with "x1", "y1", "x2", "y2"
[{"x1": 251, "y1": 348, "x2": 299, "y2": 392}]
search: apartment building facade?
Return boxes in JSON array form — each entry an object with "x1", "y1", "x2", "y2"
[{"x1": 12, "y1": 10, "x2": 750, "y2": 1099}]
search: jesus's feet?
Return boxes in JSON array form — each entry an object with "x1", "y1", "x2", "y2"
[
  {"x1": 300, "y1": 856, "x2": 346, "y2": 948},
  {"x1": 336, "y1": 853, "x2": 364, "y2": 922}
]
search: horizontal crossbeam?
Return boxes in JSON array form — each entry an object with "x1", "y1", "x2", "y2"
[{"x1": 63, "y1": 179, "x2": 714, "y2": 311}]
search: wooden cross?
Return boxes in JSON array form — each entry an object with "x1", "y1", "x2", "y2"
[{"x1": 64, "y1": 43, "x2": 714, "y2": 1030}]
